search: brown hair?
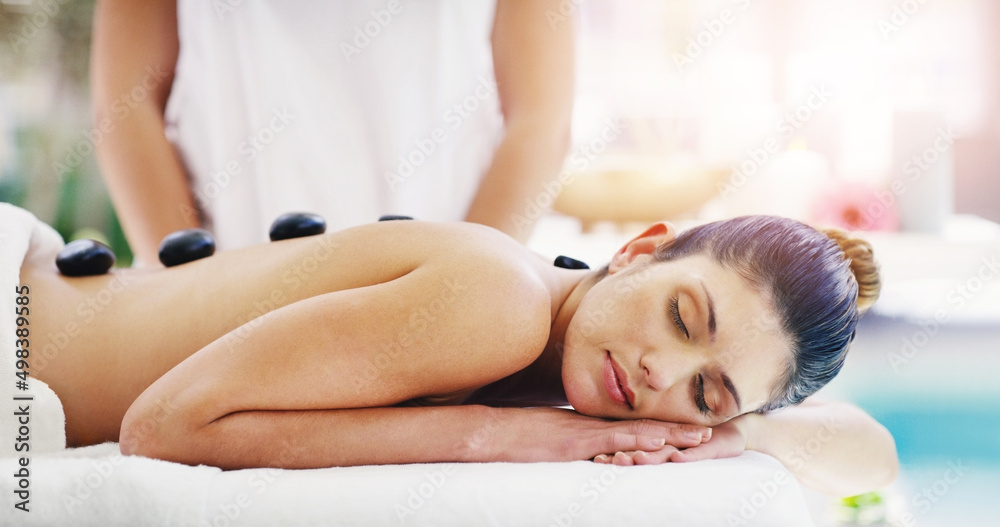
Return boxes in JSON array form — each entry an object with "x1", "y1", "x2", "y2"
[{"x1": 819, "y1": 227, "x2": 881, "y2": 314}]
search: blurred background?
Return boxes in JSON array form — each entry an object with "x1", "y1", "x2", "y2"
[
  {"x1": 5, "y1": 0, "x2": 996, "y2": 259},
  {"x1": 0, "y1": 0, "x2": 128, "y2": 260},
  {"x1": 2, "y1": 0, "x2": 998, "y2": 525}
]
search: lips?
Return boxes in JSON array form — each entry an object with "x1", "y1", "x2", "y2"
[{"x1": 603, "y1": 351, "x2": 634, "y2": 409}]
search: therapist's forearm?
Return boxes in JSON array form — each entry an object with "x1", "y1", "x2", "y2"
[
  {"x1": 744, "y1": 401, "x2": 899, "y2": 496},
  {"x1": 95, "y1": 105, "x2": 200, "y2": 266},
  {"x1": 91, "y1": 0, "x2": 198, "y2": 266},
  {"x1": 464, "y1": 119, "x2": 570, "y2": 243}
]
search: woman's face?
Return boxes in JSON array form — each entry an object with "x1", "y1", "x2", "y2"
[{"x1": 561, "y1": 246, "x2": 793, "y2": 427}]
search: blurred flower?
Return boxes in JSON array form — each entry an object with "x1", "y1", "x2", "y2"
[{"x1": 809, "y1": 180, "x2": 900, "y2": 232}]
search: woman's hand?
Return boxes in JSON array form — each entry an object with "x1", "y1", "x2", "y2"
[
  {"x1": 480, "y1": 407, "x2": 711, "y2": 463},
  {"x1": 670, "y1": 414, "x2": 756, "y2": 463},
  {"x1": 594, "y1": 413, "x2": 758, "y2": 466}
]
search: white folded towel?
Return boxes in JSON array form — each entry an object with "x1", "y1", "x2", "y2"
[
  {"x1": 1, "y1": 202, "x2": 68, "y2": 457},
  {"x1": 0, "y1": 443, "x2": 812, "y2": 526}
]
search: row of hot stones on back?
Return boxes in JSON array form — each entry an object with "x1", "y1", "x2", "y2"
[{"x1": 55, "y1": 213, "x2": 590, "y2": 276}]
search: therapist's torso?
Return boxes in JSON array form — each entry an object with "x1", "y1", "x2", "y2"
[{"x1": 165, "y1": 0, "x2": 503, "y2": 249}]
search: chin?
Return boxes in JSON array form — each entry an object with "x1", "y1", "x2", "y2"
[
  {"x1": 561, "y1": 330, "x2": 616, "y2": 418},
  {"x1": 560, "y1": 356, "x2": 604, "y2": 418},
  {"x1": 567, "y1": 391, "x2": 602, "y2": 418}
]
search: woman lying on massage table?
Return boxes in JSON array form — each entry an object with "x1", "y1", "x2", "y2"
[{"x1": 27, "y1": 214, "x2": 897, "y2": 497}]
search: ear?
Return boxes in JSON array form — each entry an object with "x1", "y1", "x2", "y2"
[{"x1": 608, "y1": 222, "x2": 677, "y2": 274}]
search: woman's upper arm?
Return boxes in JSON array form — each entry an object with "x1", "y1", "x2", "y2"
[
  {"x1": 124, "y1": 258, "x2": 551, "y2": 435},
  {"x1": 91, "y1": 0, "x2": 178, "y2": 119}
]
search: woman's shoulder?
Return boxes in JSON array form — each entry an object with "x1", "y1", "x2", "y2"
[
  {"x1": 333, "y1": 220, "x2": 547, "y2": 284},
  {"x1": 370, "y1": 221, "x2": 555, "y2": 358},
  {"x1": 398, "y1": 220, "x2": 554, "y2": 313},
  {"x1": 326, "y1": 220, "x2": 556, "y2": 389}
]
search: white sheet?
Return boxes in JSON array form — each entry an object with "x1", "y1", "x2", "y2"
[{"x1": 1, "y1": 443, "x2": 812, "y2": 526}]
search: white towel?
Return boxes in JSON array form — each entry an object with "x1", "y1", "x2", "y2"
[
  {"x1": 0, "y1": 443, "x2": 813, "y2": 526},
  {"x1": 0, "y1": 202, "x2": 68, "y2": 457}
]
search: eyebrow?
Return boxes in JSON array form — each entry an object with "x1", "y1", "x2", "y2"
[{"x1": 721, "y1": 373, "x2": 742, "y2": 414}]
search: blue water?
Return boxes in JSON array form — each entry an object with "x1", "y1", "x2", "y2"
[
  {"x1": 858, "y1": 397, "x2": 1000, "y2": 466},
  {"x1": 853, "y1": 395, "x2": 1000, "y2": 526},
  {"x1": 822, "y1": 314, "x2": 1000, "y2": 526}
]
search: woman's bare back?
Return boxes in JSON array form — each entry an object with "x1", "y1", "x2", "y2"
[{"x1": 25, "y1": 221, "x2": 557, "y2": 447}]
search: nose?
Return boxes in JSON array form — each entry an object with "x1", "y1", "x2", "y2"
[{"x1": 639, "y1": 347, "x2": 702, "y2": 393}]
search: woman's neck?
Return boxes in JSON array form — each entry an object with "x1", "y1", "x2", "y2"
[
  {"x1": 461, "y1": 265, "x2": 599, "y2": 407},
  {"x1": 546, "y1": 268, "x2": 599, "y2": 356},
  {"x1": 533, "y1": 267, "x2": 603, "y2": 398}
]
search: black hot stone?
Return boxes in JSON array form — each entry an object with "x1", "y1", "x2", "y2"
[
  {"x1": 56, "y1": 239, "x2": 116, "y2": 277},
  {"x1": 378, "y1": 215, "x2": 414, "y2": 222},
  {"x1": 158, "y1": 229, "x2": 216, "y2": 267},
  {"x1": 553, "y1": 255, "x2": 590, "y2": 270},
  {"x1": 269, "y1": 212, "x2": 327, "y2": 241}
]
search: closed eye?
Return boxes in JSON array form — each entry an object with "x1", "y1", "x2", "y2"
[
  {"x1": 695, "y1": 374, "x2": 711, "y2": 416},
  {"x1": 669, "y1": 296, "x2": 689, "y2": 339}
]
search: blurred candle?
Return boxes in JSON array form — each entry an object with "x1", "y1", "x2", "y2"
[
  {"x1": 891, "y1": 111, "x2": 956, "y2": 234},
  {"x1": 763, "y1": 141, "x2": 832, "y2": 221},
  {"x1": 723, "y1": 138, "x2": 831, "y2": 221}
]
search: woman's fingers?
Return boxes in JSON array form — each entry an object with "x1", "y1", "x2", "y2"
[
  {"x1": 627, "y1": 420, "x2": 712, "y2": 447},
  {"x1": 612, "y1": 451, "x2": 635, "y2": 466},
  {"x1": 585, "y1": 423, "x2": 709, "y2": 462},
  {"x1": 633, "y1": 447, "x2": 676, "y2": 465},
  {"x1": 639, "y1": 434, "x2": 669, "y2": 450},
  {"x1": 669, "y1": 438, "x2": 741, "y2": 463},
  {"x1": 670, "y1": 419, "x2": 747, "y2": 463},
  {"x1": 666, "y1": 425, "x2": 710, "y2": 447},
  {"x1": 670, "y1": 444, "x2": 713, "y2": 463},
  {"x1": 595, "y1": 432, "x2": 668, "y2": 456},
  {"x1": 593, "y1": 447, "x2": 677, "y2": 466},
  {"x1": 503, "y1": 408, "x2": 716, "y2": 463}
]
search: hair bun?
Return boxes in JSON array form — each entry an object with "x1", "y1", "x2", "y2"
[{"x1": 820, "y1": 228, "x2": 881, "y2": 314}]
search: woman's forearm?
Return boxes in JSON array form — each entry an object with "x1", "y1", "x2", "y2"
[
  {"x1": 122, "y1": 404, "x2": 504, "y2": 469},
  {"x1": 743, "y1": 400, "x2": 899, "y2": 496},
  {"x1": 121, "y1": 403, "x2": 708, "y2": 470}
]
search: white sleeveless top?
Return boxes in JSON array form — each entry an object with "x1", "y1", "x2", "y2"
[{"x1": 165, "y1": 0, "x2": 503, "y2": 249}]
